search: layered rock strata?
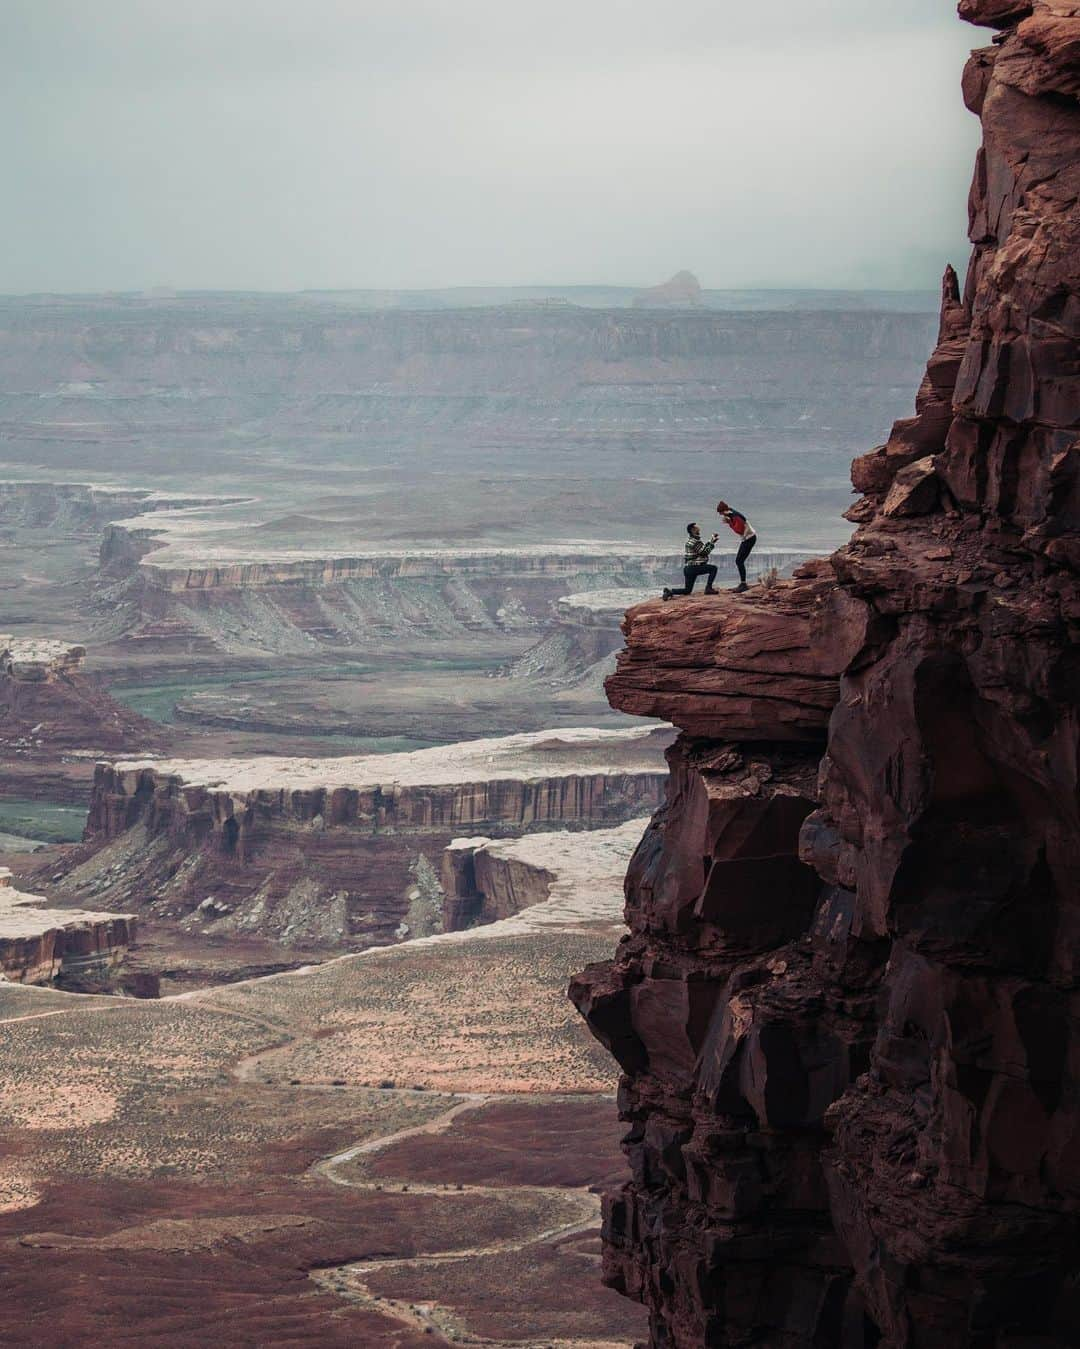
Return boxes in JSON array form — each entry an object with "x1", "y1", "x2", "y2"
[
  {"x1": 0, "y1": 637, "x2": 85, "y2": 682},
  {"x1": 102, "y1": 526, "x2": 819, "y2": 659},
  {"x1": 106, "y1": 540, "x2": 684, "y2": 658},
  {"x1": 603, "y1": 565, "x2": 871, "y2": 742},
  {"x1": 571, "y1": 6, "x2": 1080, "y2": 1345},
  {"x1": 441, "y1": 818, "x2": 649, "y2": 932},
  {"x1": 66, "y1": 727, "x2": 669, "y2": 948},
  {"x1": 0, "y1": 481, "x2": 238, "y2": 534},
  {"x1": 0, "y1": 868, "x2": 133, "y2": 985}
]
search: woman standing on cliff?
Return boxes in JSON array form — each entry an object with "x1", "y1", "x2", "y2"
[{"x1": 716, "y1": 501, "x2": 756, "y2": 592}]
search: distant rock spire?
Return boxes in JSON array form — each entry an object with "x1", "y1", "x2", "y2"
[{"x1": 631, "y1": 270, "x2": 703, "y2": 308}]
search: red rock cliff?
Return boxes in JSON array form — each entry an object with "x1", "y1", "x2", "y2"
[{"x1": 570, "y1": 5, "x2": 1080, "y2": 1344}]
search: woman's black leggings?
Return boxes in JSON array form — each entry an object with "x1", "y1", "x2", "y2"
[{"x1": 735, "y1": 535, "x2": 757, "y2": 584}]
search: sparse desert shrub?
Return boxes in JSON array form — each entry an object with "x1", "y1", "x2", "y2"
[{"x1": 760, "y1": 566, "x2": 780, "y2": 591}]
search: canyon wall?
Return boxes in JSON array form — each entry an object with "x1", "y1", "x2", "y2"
[
  {"x1": 441, "y1": 836, "x2": 559, "y2": 930},
  {"x1": 58, "y1": 728, "x2": 670, "y2": 949},
  {"x1": 0, "y1": 481, "x2": 233, "y2": 534},
  {"x1": 440, "y1": 817, "x2": 650, "y2": 932},
  {"x1": 0, "y1": 868, "x2": 134, "y2": 986},
  {"x1": 106, "y1": 545, "x2": 684, "y2": 656},
  {"x1": 0, "y1": 303, "x2": 935, "y2": 451},
  {"x1": 571, "y1": 5, "x2": 1080, "y2": 1346}
]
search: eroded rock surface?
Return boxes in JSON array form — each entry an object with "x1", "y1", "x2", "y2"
[
  {"x1": 0, "y1": 867, "x2": 133, "y2": 985},
  {"x1": 605, "y1": 566, "x2": 872, "y2": 742},
  {"x1": 53, "y1": 727, "x2": 669, "y2": 949},
  {"x1": 0, "y1": 635, "x2": 167, "y2": 803},
  {"x1": 440, "y1": 818, "x2": 648, "y2": 932},
  {"x1": 571, "y1": 6, "x2": 1080, "y2": 1344}
]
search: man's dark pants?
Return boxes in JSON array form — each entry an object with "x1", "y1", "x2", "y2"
[
  {"x1": 673, "y1": 563, "x2": 717, "y2": 594},
  {"x1": 736, "y1": 536, "x2": 757, "y2": 585}
]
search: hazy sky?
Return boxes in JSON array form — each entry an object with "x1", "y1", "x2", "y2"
[{"x1": 2, "y1": 1, "x2": 982, "y2": 294}]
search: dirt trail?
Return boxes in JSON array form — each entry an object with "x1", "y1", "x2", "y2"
[
  {"x1": 1, "y1": 946, "x2": 626, "y2": 1344},
  {"x1": 307, "y1": 1089, "x2": 606, "y2": 1347},
  {"x1": 186, "y1": 988, "x2": 617, "y2": 1344},
  {"x1": 0, "y1": 995, "x2": 125, "y2": 1027},
  {"x1": 313, "y1": 1093, "x2": 490, "y2": 1189}
]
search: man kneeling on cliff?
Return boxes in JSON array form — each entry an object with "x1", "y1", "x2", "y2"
[{"x1": 662, "y1": 522, "x2": 719, "y2": 600}]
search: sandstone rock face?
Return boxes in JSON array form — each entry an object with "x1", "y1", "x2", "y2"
[
  {"x1": 440, "y1": 819, "x2": 648, "y2": 932},
  {"x1": 67, "y1": 728, "x2": 669, "y2": 949},
  {"x1": 0, "y1": 868, "x2": 134, "y2": 985},
  {"x1": 571, "y1": 8, "x2": 1080, "y2": 1345},
  {"x1": 604, "y1": 569, "x2": 873, "y2": 742}
]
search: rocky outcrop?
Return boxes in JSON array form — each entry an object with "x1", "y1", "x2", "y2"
[
  {"x1": 0, "y1": 637, "x2": 85, "y2": 682},
  {"x1": 502, "y1": 553, "x2": 824, "y2": 696},
  {"x1": 0, "y1": 868, "x2": 134, "y2": 985},
  {"x1": 440, "y1": 817, "x2": 648, "y2": 934},
  {"x1": 59, "y1": 727, "x2": 670, "y2": 949},
  {"x1": 633, "y1": 271, "x2": 705, "y2": 309},
  {"x1": 850, "y1": 264, "x2": 972, "y2": 504},
  {"x1": 555, "y1": 551, "x2": 823, "y2": 632},
  {"x1": 571, "y1": 6, "x2": 1080, "y2": 1346},
  {"x1": 604, "y1": 566, "x2": 872, "y2": 741},
  {"x1": 0, "y1": 636, "x2": 167, "y2": 801}
]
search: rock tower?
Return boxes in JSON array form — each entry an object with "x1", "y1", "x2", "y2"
[{"x1": 571, "y1": 5, "x2": 1080, "y2": 1344}]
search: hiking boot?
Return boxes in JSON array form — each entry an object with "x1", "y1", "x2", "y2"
[
  {"x1": 661, "y1": 588, "x2": 673, "y2": 601},
  {"x1": 704, "y1": 587, "x2": 719, "y2": 595},
  {"x1": 734, "y1": 582, "x2": 749, "y2": 593}
]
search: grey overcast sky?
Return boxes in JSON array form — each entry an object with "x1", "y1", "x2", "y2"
[{"x1": 1, "y1": 1, "x2": 981, "y2": 294}]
